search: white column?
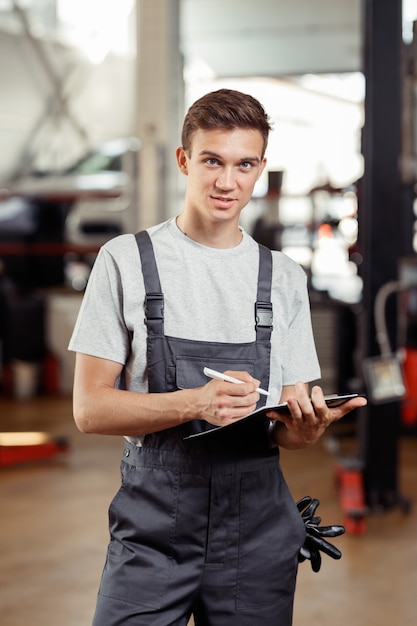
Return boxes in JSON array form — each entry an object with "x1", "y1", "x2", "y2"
[{"x1": 135, "y1": 0, "x2": 184, "y2": 230}]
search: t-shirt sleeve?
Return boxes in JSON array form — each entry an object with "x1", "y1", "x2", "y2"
[
  {"x1": 68, "y1": 246, "x2": 132, "y2": 364},
  {"x1": 278, "y1": 261, "x2": 321, "y2": 386}
]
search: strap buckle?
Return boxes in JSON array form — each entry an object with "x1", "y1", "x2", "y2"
[
  {"x1": 255, "y1": 301, "x2": 273, "y2": 330},
  {"x1": 145, "y1": 293, "x2": 164, "y2": 320}
]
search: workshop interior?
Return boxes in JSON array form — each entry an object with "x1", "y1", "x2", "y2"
[{"x1": 0, "y1": 2, "x2": 416, "y2": 625}]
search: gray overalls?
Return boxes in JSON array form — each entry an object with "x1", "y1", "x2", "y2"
[{"x1": 92, "y1": 231, "x2": 305, "y2": 626}]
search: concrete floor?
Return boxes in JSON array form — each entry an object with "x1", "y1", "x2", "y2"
[{"x1": 0, "y1": 395, "x2": 416, "y2": 626}]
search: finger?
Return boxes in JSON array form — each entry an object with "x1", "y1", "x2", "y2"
[
  {"x1": 305, "y1": 535, "x2": 342, "y2": 560},
  {"x1": 224, "y1": 370, "x2": 261, "y2": 388},
  {"x1": 329, "y1": 396, "x2": 368, "y2": 420},
  {"x1": 299, "y1": 545, "x2": 312, "y2": 561},
  {"x1": 278, "y1": 384, "x2": 324, "y2": 416},
  {"x1": 310, "y1": 385, "x2": 327, "y2": 414},
  {"x1": 290, "y1": 382, "x2": 315, "y2": 417},
  {"x1": 310, "y1": 549, "x2": 322, "y2": 572},
  {"x1": 296, "y1": 496, "x2": 312, "y2": 513},
  {"x1": 214, "y1": 380, "x2": 259, "y2": 403},
  {"x1": 306, "y1": 524, "x2": 345, "y2": 538},
  {"x1": 301, "y1": 498, "x2": 320, "y2": 521}
]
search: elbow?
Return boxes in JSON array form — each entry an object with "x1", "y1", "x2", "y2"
[{"x1": 73, "y1": 401, "x2": 97, "y2": 434}]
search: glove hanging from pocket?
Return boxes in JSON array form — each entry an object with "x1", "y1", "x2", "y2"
[{"x1": 296, "y1": 496, "x2": 345, "y2": 573}]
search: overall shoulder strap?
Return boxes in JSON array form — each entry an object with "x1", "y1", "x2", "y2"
[
  {"x1": 135, "y1": 230, "x2": 164, "y2": 335},
  {"x1": 255, "y1": 244, "x2": 273, "y2": 341}
]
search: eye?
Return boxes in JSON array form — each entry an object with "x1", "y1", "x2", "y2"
[
  {"x1": 206, "y1": 158, "x2": 219, "y2": 166},
  {"x1": 240, "y1": 161, "x2": 252, "y2": 170}
]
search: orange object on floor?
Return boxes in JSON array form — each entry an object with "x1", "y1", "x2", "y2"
[
  {"x1": 0, "y1": 432, "x2": 69, "y2": 466},
  {"x1": 335, "y1": 459, "x2": 368, "y2": 535}
]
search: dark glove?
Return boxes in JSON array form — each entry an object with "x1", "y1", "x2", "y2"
[{"x1": 296, "y1": 496, "x2": 345, "y2": 573}]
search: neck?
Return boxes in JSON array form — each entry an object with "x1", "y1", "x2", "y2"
[{"x1": 176, "y1": 214, "x2": 242, "y2": 249}]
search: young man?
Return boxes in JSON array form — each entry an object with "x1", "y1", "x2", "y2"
[{"x1": 69, "y1": 89, "x2": 366, "y2": 626}]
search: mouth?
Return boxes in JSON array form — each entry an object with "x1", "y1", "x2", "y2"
[{"x1": 210, "y1": 195, "x2": 237, "y2": 209}]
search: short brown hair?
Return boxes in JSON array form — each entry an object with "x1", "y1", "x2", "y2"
[{"x1": 181, "y1": 89, "x2": 272, "y2": 158}]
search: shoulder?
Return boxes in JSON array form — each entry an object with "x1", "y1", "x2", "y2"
[
  {"x1": 89, "y1": 234, "x2": 142, "y2": 288},
  {"x1": 95, "y1": 221, "x2": 177, "y2": 278},
  {"x1": 99, "y1": 217, "x2": 174, "y2": 256},
  {"x1": 241, "y1": 231, "x2": 307, "y2": 286},
  {"x1": 98, "y1": 225, "x2": 170, "y2": 265},
  {"x1": 270, "y1": 249, "x2": 307, "y2": 281},
  {"x1": 99, "y1": 233, "x2": 138, "y2": 259},
  {"x1": 268, "y1": 250, "x2": 309, "y2": 308}
]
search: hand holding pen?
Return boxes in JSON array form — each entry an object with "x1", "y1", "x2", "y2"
[
  {"x1": 198, "y1": 367, "x2": 265, "y2": 427},
  {"x1": 203, "y1": 367, "x2": 270, "y2": 396}
]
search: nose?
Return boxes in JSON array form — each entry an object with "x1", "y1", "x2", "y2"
[{"x1": 216, "y1": 166, "x2": 236, "y2": 190}]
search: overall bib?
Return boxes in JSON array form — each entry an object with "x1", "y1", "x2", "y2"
[{"x1": 92, "y1": 232, "x2": 306, "y2": 626}]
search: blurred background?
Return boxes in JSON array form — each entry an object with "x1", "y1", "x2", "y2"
[{"x1": 0, "y1": 1, "x2": 416, "y2": 625}]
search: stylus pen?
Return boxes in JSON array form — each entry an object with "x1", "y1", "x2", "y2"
[{"x1": 203, "y1": 367, "x2": 270, "y2": 396}]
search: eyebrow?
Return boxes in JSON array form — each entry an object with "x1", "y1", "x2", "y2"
[{"x1": 198, "y1": 150, "x2": 262, "y2": 165}]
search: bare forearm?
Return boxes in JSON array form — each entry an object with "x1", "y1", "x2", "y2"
[
  {"x1": 73, "y1": 385, "x2": 201, "y2": 436},
  {"x1": 73, "y1": 354, "x2": 263, "y2": 437}
]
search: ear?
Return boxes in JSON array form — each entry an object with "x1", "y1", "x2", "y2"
[{"x1": 176, "y1": 146, "x2": 188, "y2": 175}]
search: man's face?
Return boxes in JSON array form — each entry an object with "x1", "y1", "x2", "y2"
[{"x1": 176, "y1": 127, "x2": 266, "y2": 226}]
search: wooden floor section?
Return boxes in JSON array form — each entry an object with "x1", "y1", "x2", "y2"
[{"x1": 1, "y1": 396, "x2": 416, "y2": 626}]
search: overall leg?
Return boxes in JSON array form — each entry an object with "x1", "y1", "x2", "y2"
[
  {"x1": 192, "y1": 460, "x2": 305, "y2": 626},
  {"x1": 92, "y1": 447, "x2": 211, "y2": 626}
]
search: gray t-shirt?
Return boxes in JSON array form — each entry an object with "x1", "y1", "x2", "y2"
[{"x1": 69, "y1": 218, "x2": 320, "y2": 435}]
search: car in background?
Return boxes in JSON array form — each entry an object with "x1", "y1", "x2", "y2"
[
  {"x1": 0, "y1": 137, "x2": 140, "y2": 288},
  {"x1": 3, "y1": 136, "x2": 140, "y2": 244}
]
